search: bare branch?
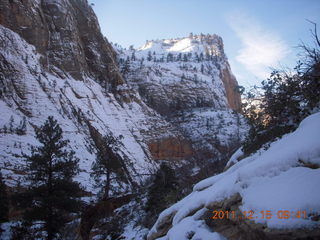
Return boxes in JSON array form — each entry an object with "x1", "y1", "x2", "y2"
[{"x1": 306, "y1": 20, "x2": 320, "y2": 47}]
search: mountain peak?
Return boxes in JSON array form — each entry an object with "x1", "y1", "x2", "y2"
[{"x1": 137, "y1": 33, "x2": 224, "y2": 57}]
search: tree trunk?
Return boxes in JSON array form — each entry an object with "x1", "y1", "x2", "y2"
[
  {"x1": 47, "y1": 155, "x2": 53, "y2": 240},
  {"x1": 104, "y1": 170, "x2": 110, "y2": 200}
]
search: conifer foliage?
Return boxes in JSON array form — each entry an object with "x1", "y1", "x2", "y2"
[
  {"x1": 146, "y1": 163, "x2": 180, "y2": 223},
  {"x1": 91, "y1": 135, "x2": 124, "y2": 200},
  {"x1": 0, "y1": 170, "x2": 9, "y2": 231},
  {"x1": 241, "y1": 24, "x2": 320, "y2": 155},
  {"x1": 20, "y1": 116, "x2": 83, "y2": 240}
]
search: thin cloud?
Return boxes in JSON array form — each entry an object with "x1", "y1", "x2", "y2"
[{"x1": 227, "y1": 12, "x2": 290, "y2": 79}]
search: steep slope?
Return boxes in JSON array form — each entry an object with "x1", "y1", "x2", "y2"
[
  {"x1": 0, "y1": 0, "x2": 122, "y2": 89},
  {"x1": 0, "y1": 24, "x2": 175, "y2": 191},
  {"x1": 148, "y1": 112, "x2": 320, "y2": 240}
]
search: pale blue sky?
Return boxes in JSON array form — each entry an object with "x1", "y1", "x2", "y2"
[{"x1": 88, "y1": 0, "x2": 320, "y2": 87}]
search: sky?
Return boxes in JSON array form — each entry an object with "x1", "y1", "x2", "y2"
[{"x1": 88, "y1": 0, "x2": 320, "y2": 87}]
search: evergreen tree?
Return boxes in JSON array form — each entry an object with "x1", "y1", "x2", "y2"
[
  {"x1": 21, "y1": 116, "x2": 83, "y2": 240},
  {"x1": 177, "y1": 53, "x2": 182, "y2": 61},
  {"x1": 199, "y1": 52, "x2": 204, "y2": 61},
  {"x1": 121, "y1": 57, "x2": 131, "y2": 75},
  {"x1": 91, "y1": 135, "x2": 123, "y2": 200},
  {"x1": 146, "y1": 163, "x2": 179, "y2": 217},
  {"x1": 200, "y1": 64, "x2": 204, "y2": 74},
  {"x1": 16, "y1": 116, "x2": 27, "y2": 135},
  {"x1": 131, "y1": 51, "x2": 136, "y2": 61},
  {"x1": 195, "y1": 52, "x2": 199, "y2": 62},
  {"x1": 194, "y1": 74, "x2": 198, "y2": 83},
  {"x1": 147, "y1": 51, "x2": 152, "y2": 61},
  {"x1": 3, "y1": 125, "x2": 7, "y2": 134},
  {"x1": 140, "y1": 58, "x2": 145, "y2": 68},
  {"x1": 181, "y1": 73, "x2": 186, "y2": 82},
  {"x1": 0, "y1": 170, "x2": 9, "y2": 231},
  {"x1": 241, "y1": 24, "x2": 320, "y2": 155},
  {"x1": 166, "y1": 53, "x2": 173, "y2": 62},
  {"x1": 9, "y1": 115, "x2": 14, "y2": 133},
  {"x1": 183, "y1": 53, "x2": 188, "y2": 62}
]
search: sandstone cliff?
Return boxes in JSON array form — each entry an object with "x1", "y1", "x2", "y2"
[
  {"x1": 0, "y1": 0, "x2": 123, "y2": 89},
  {"x1": 117, "y1": 34, "x2": 242, "y2": 114}
]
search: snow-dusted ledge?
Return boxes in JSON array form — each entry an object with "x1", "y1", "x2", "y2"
[{"x1": 148, "y1": 112, "x2": 320, "y2": 240}]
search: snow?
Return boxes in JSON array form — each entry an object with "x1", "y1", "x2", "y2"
[
  {"x1": 168, "y1": 38, "x2": 193, "y2": 52},
  {"x1": 166, "y1": 217, "x2": 226, "y2": 240},
  {"x1": 241, "y1": 167, "x2": 320, "y2": 228},
  {"x1": 121, "y1": 223, "x2": 149, "y2": 240},
  {"x1": 137, "y1": 35, "x2": 224, "y2": 56},
  {"x1": 0, "y1": 25, "x2": 169, "y2": 192},
  {"x1": 225, "y1": 147, "x2": 243, "y2": 168},
  {"x1": 148, "y1": 112, "x2": 320, "y2": 239}
]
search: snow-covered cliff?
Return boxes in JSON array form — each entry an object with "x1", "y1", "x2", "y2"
[
  {"x1": 117, "y1": 34, "x2": 241, "y2": 115},
  {"x1": 0, "y1": 0, "x2": 246, "y2": 200}
]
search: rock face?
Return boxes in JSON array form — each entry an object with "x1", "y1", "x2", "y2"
[
  {"x1": 221, "y1": 64, "x2": 241, "y2": 111},
  {"x1": 117, "y1": 35, "x2": 247, "y2": 169},
  {"x1": 0, "y1": 0, "x2": 123, "y2": 90},
  {"x1": 117, "y1": 34, "x2": 242, "y2": 114},
  {"x1": 204, "y1": 193, "x2": 320, "y2": 240},
  {"x1": 148, "y1": 137, "x2": 193, "y2": 161}
]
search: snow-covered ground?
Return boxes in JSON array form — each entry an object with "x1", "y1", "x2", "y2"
[{"x1": 148, "y1": 112, "x2": 320, "y2": 240}]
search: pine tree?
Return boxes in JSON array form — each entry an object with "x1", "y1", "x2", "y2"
[
  {"x1": 146, "y1": 163, "x2": 179, "y2": 217},
  {"x1": 0, "y1": 170, "x2": 9, "y2": 231},
  {"x1": 195, "y1": 53, "x2": 199, "y2": 62},
  {"x1": 166, "y1": 53, "x2": 173, "y2": 62},
  {"x1": 177, "y1": 53, "x2": 182, "y2": 61},
  {"x1": 241, "y1": 23, "x2": 320, "y2": 155},
  {"x1": 131, "y1": 51, "x2": 136, "y2": 61},
  {"x1": 21, "y1": 116, "x2": 83, "y2": 240},
  {"x1": 91, "y1": 135, "x2": 123, "y2": 200},
  {"x1": 121, "y1": 57, "x2": 130, "y2": 75},
  {"x1": 201, "y1": 64, "x2": 204, "y2": 74},
  {"x1": 3, "y1": 125, "x2": 7, "y2": 134},
  {"x1": 9, "y1": 115, "x2": 14, "y2": 133},
  {"x1": 147, "y1": 51, "x2": 152, "y2": 61},
  {"x1": 199, "y1": 52, "x2": 204, "y2": 61},
  {"x1": 183, "y1": 54, "x2": 188, "y2": 62},
  {"x1": 181, "y1": 73, "x2": 186, "y2": 82},
  {"x1": 16, "y1": 116, "x2": 27, "y2": 135}
]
